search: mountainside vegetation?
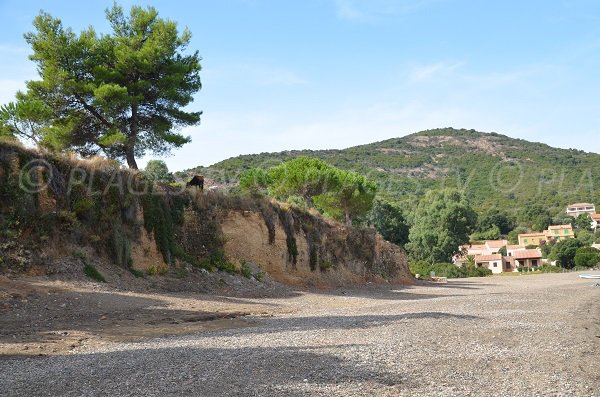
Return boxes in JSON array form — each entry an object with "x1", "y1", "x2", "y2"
[{"x1": 187, "y1": 128, "x2": 600, "y2": 223}]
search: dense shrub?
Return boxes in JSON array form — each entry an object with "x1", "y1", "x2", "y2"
[
  {"x1": 573, "y1": 246, "x2": 600, "y2": 269},
  {"x1": 539, "y1": 265, "x2": 562, "y2": 273},
  {"x1": 466, "y1": 267, "x2": 493, "y2": 277},
  {"x1": 409, "y1": 261, "x2": 492, "y2": 279}
]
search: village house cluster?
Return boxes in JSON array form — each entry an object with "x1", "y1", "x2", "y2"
[
  {"x1": 454, "y1": 240, "x2": 543, "y2": 274},
  {"x1": 454, "y1": 202, "x2": 599, "y2": 274}
]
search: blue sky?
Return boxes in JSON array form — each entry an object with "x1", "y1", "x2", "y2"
[{"x1": 1, "y1": 0, "x2": 600, "y2": 171}]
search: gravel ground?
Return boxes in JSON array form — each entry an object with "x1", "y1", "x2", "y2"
[{"x1": 1, "y1": 273, "x2": 599, "y2": 396}]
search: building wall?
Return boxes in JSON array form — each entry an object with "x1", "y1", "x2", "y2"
[
  {"x1": 515, "y1": 258, "x2": 541, "y2": 268},
  {"x1": 518, "y1": 234, "x2": 545, "y2": 246},
  {"x1": 478, "y1": 260, "x2": 503, "y2": 274},
  {"x1": 546, "y1": 228, "x2": 574, "y2": 242}
]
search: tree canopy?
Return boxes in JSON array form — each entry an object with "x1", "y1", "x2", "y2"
[
  {"x1": 2, "y1": 4, "x2": 202, "y2": 168},
  {"x1": 367, "y1": 199, "x2": 410, "y2": 246},
  {"x1": 549, "y1": 238, "x2": 584, "y2": 269},
  {"x1": 144, "y1": 160, "x2": 173, "y2": 183},
  {"x1": 266, "y1": 157, "x2": 335, "y2": 206},
  {"x1": 239, "y1": 157, "x2": 377, "y2": 225},
  {"x1": 574, "y1": 246, "x2": 600, "y2": 268},
  {"x1": 314, "y1": 169, "x2": 377, "y2": 225},
  {"x1": 406, "y1": 189, "x2": 477, "y2": 263},
  {"x1": 573, "y1": 213, "x2": 592, "y2": 230}
]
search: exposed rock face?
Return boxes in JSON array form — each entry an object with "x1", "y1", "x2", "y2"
[
  {"x1": 0, "y1": 143, "x2": 412, "y2": 287},
  {"x1": 220, "y1": 210, "x2": 411, "y2": 287}
]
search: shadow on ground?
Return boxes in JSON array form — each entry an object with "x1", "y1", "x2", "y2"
[{"x1": 0, "y1": 344, "x2": 411, "y2": 397}]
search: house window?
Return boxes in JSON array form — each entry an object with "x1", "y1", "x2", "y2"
[
  {"x1": 493, "y1": 262, "x2": 497, "y2": 267},
  {"x1": 564, "y1": 230, "x2": 569, "y2": 235},
  {"x1": 532, "y1": 259, "x2": 538, "y2": 267},
  {"x1": 554, "y1": 230, "x2": 559, "y2": 235},
  {"x1": 524, "y1": 239, "x2": 528, "y2": 243}
]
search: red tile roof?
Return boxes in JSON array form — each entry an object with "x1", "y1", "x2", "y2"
[
  {"x1": 474, "y1": 254, "x2": 502, "y2": 262},
  {"x1": 548, "y1": 224, "x2": 573, "y2": 230},
  {"x1": 514, "y1": 249, "x2": 542, "y2": 259},
  {"x1": 591, "y1": 214, "x2": 600, "y2": 221},
  {"x1": 485, "y1": 240, "x2": 508, "y2": 248},
  {"x1": 462, "y1": 244, "x2": 486, "y2": 250}
]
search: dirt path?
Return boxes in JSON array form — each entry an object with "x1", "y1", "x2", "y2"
[{"x1": 1, "y1": 273, "x2": 598, "y2": 396}]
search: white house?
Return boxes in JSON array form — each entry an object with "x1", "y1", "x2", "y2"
[
  {"x1": 474, "y1": 254, "x2": 504, "y2": 274},
  {"x1": 566, "y1": 203, "x2": 596, "y2": 217},
  {"x1": 454, "y1": 240, "x2": 508, "y2": 266}
]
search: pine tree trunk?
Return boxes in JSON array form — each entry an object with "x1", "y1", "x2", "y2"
[
  {"x1": 125, "y1": 148, "x2": 138, "y2": 169},
  {"x1": 126, "y1": 102, "x2": 139, "y2": 169}
]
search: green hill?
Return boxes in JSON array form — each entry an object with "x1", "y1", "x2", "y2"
[{"x1": 184, "y1": 128, "x2": 600, "y2": 219}]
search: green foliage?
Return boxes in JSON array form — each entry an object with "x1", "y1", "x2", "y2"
[
  {"x1": 141, "y1": 193, "x2": 176, "y2": 264},
  {"x1": 241, "y1": 157, "x2": 377, "y2": 225},
  {"x1": 189, "y1": 128, "x2": 600, "y2": 220},
  {"x1": 471, "y1": 225, "x2": 501, "y2": 241},
  {"x1": 538, "y1": 265, "x2": 562, "y2": 273},
  {"x1": 314, "y1": 168, "x2": 377, "y2": 225},
  {"x1": 519, "y1": 204, "x2": 552, "y2": 232},
  {"x1": 209, "y1": 249, "x2": 236, "y2": 274},
  {"x1": 540, "y1": 240, "x2": 554, "y2": 258},
  {"x1": 0, "y1": 100, "x2": 52, "y2": 143},
  {"x1": 240, "y1": 261, "x2": 253, "y2": 279},
  {"x1": 367, "y1": 198, "x2": 409, "y2": 246},
  {"x1": 254, "y1": 270, "x2": 265, "y2": 281},
  {"x1": 83, "y1": 263, "x2": 106, "y2": 282},
  {"x1": 286, "y1": 195, "x2": 308, "y2": 209},
  {"x1": 508, "y1": 226, "x2": 528, "y2": 245},
  {"x1": 266, "y1": 157, "x2": 334, "y2": 204},
  {"x1": 574, "y1": 246, "x2": 600, "y2": 269},
  {"x1": 549, "y1": 239, "x2": 584, "y2": 269},
  {"x1": 144, "y1": 160, "x2": 173, "y2": 183},
  {"x1": 406, "y1": 189, "x2": 477, "y2": 263},
  {"x1": 575, "y1": 229, "x2": 596, "y2": 246},
  {"x1": 146, "y1": 264, "x2": 168, "y2": 276},
  {"x1": 498, "y1": 246, "x2": 507, "y2": 256},
  {"x1": 11, "y1": 4, "x2": 202, "y2": 168},
  {"x1": 278, "y1": 209, "x2": 298, "y2": 264},
  {"x1": 409, "y1": 261, "x2": 491, "y2": 279},
  {"x1": 239, "y1": 168, "x2": 271, "y2": 197},
  {"x1": 573, "y1": 213, "x2": 592, "y2": 231},
  {"x1": 110, "y1": 225, "x2": 132, "y2": 268},
  {"x1": 477, "y1": 209, "x2": 514, "y2": 235},
  {"x1": 319, "y1": 259, "x2": 334, "y2": 272}
]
